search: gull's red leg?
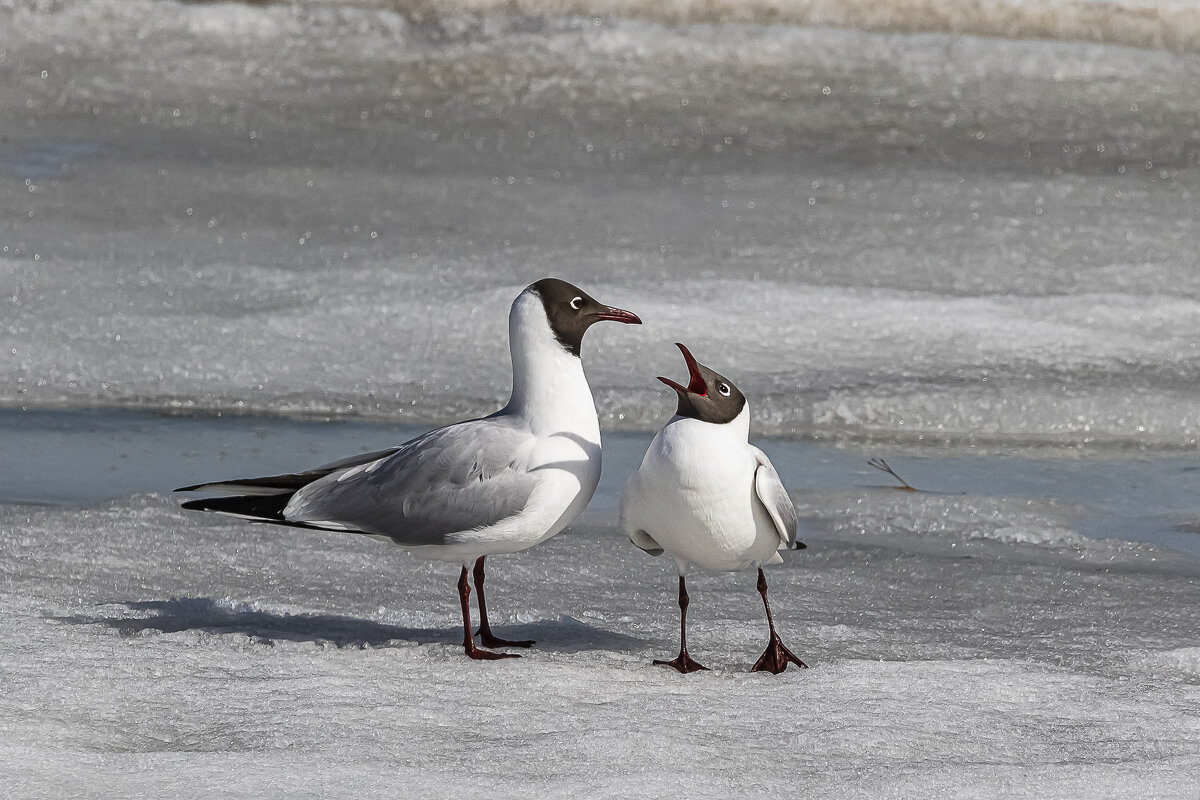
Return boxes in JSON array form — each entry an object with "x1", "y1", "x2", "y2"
[
  {"x1": 750, "y1": 568, "x2": 807, "y2": 673},
  {"x1": 654, "y1": 574, "x2": 708, "y2": 673},
  {"x1": 458, "y1": 565, "x2": 518, "y2": 660},
  {"x1": 473, "y1": 556, "x2": 535, "y2": 648}
]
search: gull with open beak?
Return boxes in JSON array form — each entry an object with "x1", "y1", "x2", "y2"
[{"x1": 620, "y1": 343, "x2": 807, "y2": 673}]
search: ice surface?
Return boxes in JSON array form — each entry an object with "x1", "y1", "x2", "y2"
[
  {"x1": 2, "y1": 495, "x2": 1198, "y2": 798},
  {"x1": 2, "y1": 410, "x2": 1199, "y2": 796},
  {"x1": 4, "y1": 1, "x2": 1200, "y2": 444},
  {"x1": 9, "y1": 407, "x2": 1200, "y2": 555},
  {"x1": 3, "y1": 1, "x2": 1200, "y2": 795}
]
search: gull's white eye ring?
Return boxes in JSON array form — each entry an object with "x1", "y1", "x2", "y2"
[
  {"x1": 570, "y1": 296, "x2": 583, "y2": 310},
  {"x1": 717, "y1": 383, "x2": 731, "y2": 397}
]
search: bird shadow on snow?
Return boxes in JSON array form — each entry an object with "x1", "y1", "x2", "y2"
[{"x1": 53, "y1": 598, "x2": 648, "y2": 654}]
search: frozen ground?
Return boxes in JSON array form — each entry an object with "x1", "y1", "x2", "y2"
[
  {"x1": 1, "y1": 411, "x2": 1199, "y2": 797},
  {"x1": 1, "y1": 493, "x2": 1198, "y2": 798},
  {"x1": 3, "y1": 0, "x2": 1200, "y2": 444},
  {"x1": 3, "y1": 0, "x2": 1200, "y2": 795}
]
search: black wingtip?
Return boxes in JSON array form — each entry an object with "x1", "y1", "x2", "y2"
[
  {"x1": 178, "y1": 493, "x2": 291, "y2": 521},
  {"x1": 791, "y1": 540, "x2": 808, "y2": 550}
]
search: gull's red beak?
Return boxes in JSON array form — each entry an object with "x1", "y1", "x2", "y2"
[
  {"x1": 590, "y1": 305, "x2": 642, "y2": 325},
  {"x1": 657, "y1": 342, "x2": 706, "y2": 396}
]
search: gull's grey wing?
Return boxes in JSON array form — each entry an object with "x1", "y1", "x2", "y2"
[
  {"x1": 750, "y1": 446, "x2": 799, "y2": 549},
  {"x1": 628, "y1": 528, "x2": 665, "y2": 557},
  {"x1": 284, "y1": 417, "x2": 538, "y2": 546},
  {"x1": 620, "y1": 470, "x2": 665, "y2": 556}
]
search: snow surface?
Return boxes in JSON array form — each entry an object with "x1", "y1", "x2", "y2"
[
  {"x1": 4, "y1": 0, "x2": 1200, "y2": 444},
  {"x1": 2, "y1": 410, "x2": 1199, "y2": 797},
  {"x1": 3, "y1": 0, "x2": 1200, "y2": 796},
  {"x1": 2, "y1": 494, "x2": 1199, "y2": 798}
]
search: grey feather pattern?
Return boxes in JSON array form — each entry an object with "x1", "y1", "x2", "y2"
[
  {"x1": 284, "y1": 417, "x2": 538, "y2": 546},
  {"x1": 628, "y1": 529, "x2": 664, "y2": 556},
  {"x1": 751, "y1": 447, "x2": 798, "y2": 548},
  {"x1": 314, "y1": 446, "x2": 407, "y2": 472}
]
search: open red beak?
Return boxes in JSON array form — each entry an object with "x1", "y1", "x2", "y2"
[
  {"x1": 657, "y1": 342, "x2": 706, "y2": 396},
  {"x1": 591, "y1": 305, "x2": 642, "y2": 325}
]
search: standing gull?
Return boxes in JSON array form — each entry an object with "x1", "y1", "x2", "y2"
[
  {"x1": 620, "y1": 343, "x2": 807, "y2": 673},
  {"x1": 177, "y1": 278, "x2": 640, "y2": 660}
]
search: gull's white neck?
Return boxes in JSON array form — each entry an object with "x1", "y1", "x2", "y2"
[
  {"x1": 664, "y1": 404, "x2": 751, "y2": 446},
  {"x1": 501, "y1": 290, "x2": 600, "y2": 439}
]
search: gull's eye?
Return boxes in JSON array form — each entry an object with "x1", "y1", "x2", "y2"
[
  {"x1": 717, "y1": 383, "x2": 731, "y2": 397},
  {"x1": 570, "y1": 296, "x2": 583, "y2": 310}
]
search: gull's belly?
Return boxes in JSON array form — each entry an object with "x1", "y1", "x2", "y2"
[{"x1": 636, "y1": 469, "x2": 778, "y2": 571}]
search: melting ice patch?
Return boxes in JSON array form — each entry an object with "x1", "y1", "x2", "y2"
[
  {"x1": 2, "y1": 2, "x2": 1200, "y2": 795},
  {"x1": 0, "y1": 139, "x2": 107, "y2": 180},
  {"x1": 16, "y1": 0, "x2": 1200, "y2": 51},
  {"x1": 2, "y1": 495, "x2": 1199, "y2": 797},
  {"x1": 802, "y1": 489, "x2": 1094, "y2": 552},
  {"x1": 5, "y1": 12, "x2": 1200, "y2": 444},
  {"x1": 1128, "y1": 647, "x2": 1200, "y2": 684}
]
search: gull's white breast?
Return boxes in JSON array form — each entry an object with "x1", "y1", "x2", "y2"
[{"x1": 620, "y1": 412, "x2": 783, "y2": 572}]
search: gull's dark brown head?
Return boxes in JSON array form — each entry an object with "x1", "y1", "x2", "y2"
[
  {"x1": 529, "y1": 278, "x2": 641, "y2": 357},
  {"x1": 658, "y1": 343, "x2": 746, "y2": 424}
]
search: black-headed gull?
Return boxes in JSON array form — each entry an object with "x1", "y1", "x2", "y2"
[
  {"x1": 620, "y1": 343, "x2": 806, "y2": 674},
  {"x1": 177, "y1": 278, "x2": 641, "y2": 660}
]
